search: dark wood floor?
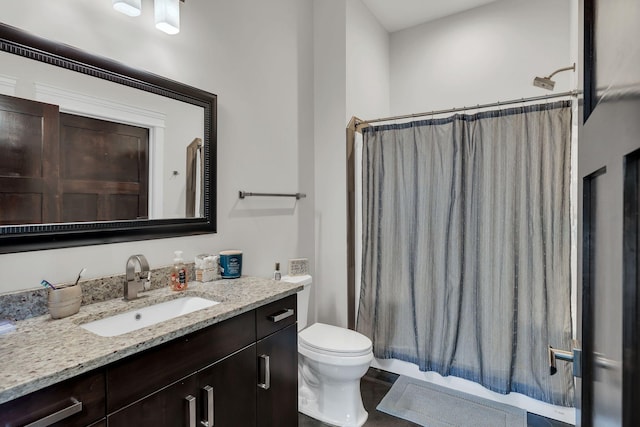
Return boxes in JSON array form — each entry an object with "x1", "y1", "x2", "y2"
[{"x1": 299, "y1": 368, "x2": 573, "y2": 427}]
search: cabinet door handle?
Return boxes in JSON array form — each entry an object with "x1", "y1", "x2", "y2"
[
  {"x1": 258, "y1": 354, "x2": 271, "y2": 390},
  {"x1": 185, "y1": 395, "x2": 196, "y2": 427},
  {"x1": 201, "y1": 385, "x2": 214, "y2": 427},
  {"x1": 25, "y1": 397, "x2": 82, "y2": 427},
  {"x1": 268, "y1": 308, "x2": 294, "y2": 322}
]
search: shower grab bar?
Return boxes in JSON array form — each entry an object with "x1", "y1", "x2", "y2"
[{"x1": 239, "y1": 191, "x2": 306, "y2": 200}]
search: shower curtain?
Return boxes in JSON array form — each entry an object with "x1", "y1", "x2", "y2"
[{"x1": 357, "y1": 101, "x2": 574, "y2": 406}]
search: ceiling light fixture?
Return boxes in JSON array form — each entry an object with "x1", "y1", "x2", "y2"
[
  {"x1": 112, "y1": 0, "x2": 142, "y2": 17},
  {"x1": 154, "y1": 0, "x2": 181, "y2": 35}
]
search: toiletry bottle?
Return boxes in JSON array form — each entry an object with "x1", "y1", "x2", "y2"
[
  {"x1": 171, "y1": 250, "x2": 188, "y2": 291},
  {"x1": 273, "y1": 262, "x2": 281, "y2": 281},
  {"x1": 195, "y1": 254, "x2": 207, "y2": 282}
]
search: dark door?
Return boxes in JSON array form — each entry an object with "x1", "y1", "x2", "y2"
[
  {"x1": 578, "y1": 0, "x2": 640, "y2": 426},
  {"x1": 0, "y1": 94, "x2": 59, "y2": 225},
  {"x1": 59, "y1": 113, "x2": 149, "y2": 222}
]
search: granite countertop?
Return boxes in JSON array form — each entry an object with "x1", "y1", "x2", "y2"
[{"x1": 0, "y1": 276, "x2": 302, "y2": 405}]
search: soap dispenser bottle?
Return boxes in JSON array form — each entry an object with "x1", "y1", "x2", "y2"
[
  {"x1": 171, "y1": 250, "x2": 188, "y2": 291},
  {"x1": 273, "y1": 262, "x2": 281, "y2": 281}
]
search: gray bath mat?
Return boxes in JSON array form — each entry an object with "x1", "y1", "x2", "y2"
[{"x1": 377, "y1": 376, "x2": 527, "y2": 427}]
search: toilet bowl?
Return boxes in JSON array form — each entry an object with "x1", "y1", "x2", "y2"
[
  {"x1": 298, "y1": 322, "x2": 373, "y2": 426},
  {"x1": 282, "y1": 275, "x2": 373, "y2": 427}
]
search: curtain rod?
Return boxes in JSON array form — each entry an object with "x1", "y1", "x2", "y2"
[{"x1": 354, "y1": 90, "x2": 579, "y2": 131}]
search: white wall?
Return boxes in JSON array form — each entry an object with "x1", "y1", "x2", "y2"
[
  {"x1": 0, "y1": 0, "x2": 315, "y2": 293},
  {"x1": 310, "y1": 0, "x2": 389, "y2": 328},
  {"x1": 346, "y1": 0, "x2": 390, "y2": 121},
  {"x1": 390, "y1": 0, "x2": 572, "y2": 116},
  {"x1": 312, "y1": 0, "x2": 347, "y2": 327}
]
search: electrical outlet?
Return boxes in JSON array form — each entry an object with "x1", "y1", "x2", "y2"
[{"x1": 288, "y1": 258, "x2": 309, "y2": 276}]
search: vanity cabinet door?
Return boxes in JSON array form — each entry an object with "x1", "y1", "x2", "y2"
[
  {"x1": 107, "y1": 375, "x2": 198, "y2": 427},
  {"x1": 197, "y1": 344, "x2": 257, "y2": 427},
  {"x1": 256, "y1": 323, "x2": 298, "y2": 427}
]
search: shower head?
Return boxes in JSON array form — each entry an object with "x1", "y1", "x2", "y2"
[
  {"x1": 533, "y1": 76, "x2": 556, "y2": 91},
  {"x1": 532, "y1": 63, "x2": 576, "y2": 91}
]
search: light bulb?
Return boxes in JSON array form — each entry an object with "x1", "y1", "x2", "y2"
[
  {"x1": 113, "y1": 0, "x2": 142, "y2": 17},
  {"x1": 154, "y1": 0, "x2": 180, "y2": 35}
]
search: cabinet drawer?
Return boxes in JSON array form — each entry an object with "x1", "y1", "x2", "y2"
[
  {"x1": 256, "y1": 294, "x2": 297, "y2": 340},
  {"x1": 0, "y1": 370, "x2": 105, "y2": 427},
  {"x1": 106, "y1": 309, "x2": 256, "y2": 413}
]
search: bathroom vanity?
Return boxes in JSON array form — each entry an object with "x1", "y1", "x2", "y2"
[{"x1": 0, "y1": 278, "x2": 300, "y2": 427}]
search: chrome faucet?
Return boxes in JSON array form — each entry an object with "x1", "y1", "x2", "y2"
[{"x1": 124, "y1": 254, "x2": 151, "y2": 300}]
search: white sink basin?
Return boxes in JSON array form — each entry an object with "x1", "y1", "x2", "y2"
[{"x1": 81, "y1": 296, "x2": 219, "y2": 337}]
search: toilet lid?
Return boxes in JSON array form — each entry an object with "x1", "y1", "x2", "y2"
[{"x1": 298, "y1": 323, "x2": 372, "y2": 356}]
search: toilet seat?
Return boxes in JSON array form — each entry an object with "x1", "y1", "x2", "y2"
[{"x1": 299, "y1": 323, "x2": 372, "y2": 357}]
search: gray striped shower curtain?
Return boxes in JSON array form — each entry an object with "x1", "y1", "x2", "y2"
[{"x1": 357, "y1": 101, "x2": 574, "y2": 406}]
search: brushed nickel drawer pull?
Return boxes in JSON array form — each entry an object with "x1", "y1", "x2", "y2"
[
  {"x1": 268, "y1": 308, "x2": 294, "y2": 322},
  {"x1": 25, "y1": 398, "x2": 82, "y2": 427},
  {"x1": 201, "y1": 385, "x2": 214, "y2": 426},
  {"x1": 185, "y1": 395, "x2": 196, "y2": 427},
  {"x1": 258, "y1": 354, "x2": 271, "y2": 390}
]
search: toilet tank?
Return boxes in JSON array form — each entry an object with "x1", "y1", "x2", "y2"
[{"x1": 281, "y1": 275, "x2": 312, "y2": 331}]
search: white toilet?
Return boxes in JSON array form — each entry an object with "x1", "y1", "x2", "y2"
[{"x1": 282, "y1": 275, "x2": 373, "y2": 427}]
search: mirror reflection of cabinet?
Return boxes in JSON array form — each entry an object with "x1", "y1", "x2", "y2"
[{"x1": 0, "y1": 94, "x2": 149, "y2": 225}]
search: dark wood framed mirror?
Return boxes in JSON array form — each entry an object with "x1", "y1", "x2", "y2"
[{"x1": 0, "y1": 22, "x2": 216, "y2": 253}]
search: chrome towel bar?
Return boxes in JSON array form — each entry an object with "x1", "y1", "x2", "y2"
[{"x1": 238, "y1": 191, "x2": 306, "y2": 200}]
